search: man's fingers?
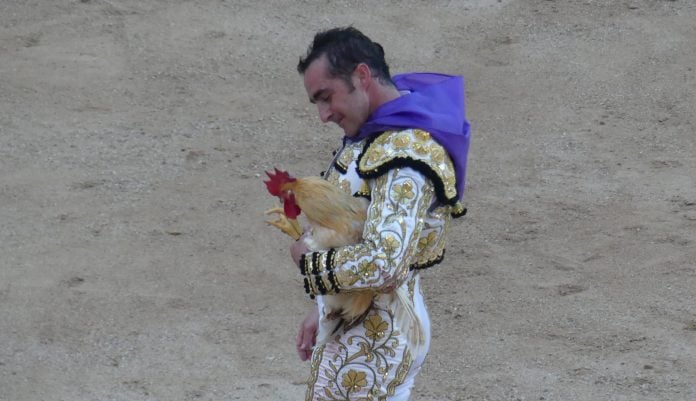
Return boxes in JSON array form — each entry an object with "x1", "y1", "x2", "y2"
[
  {"x1": 298, "y1": 343, "x2": 313, "y2": 361},
  {"x1": 297, "y1": 308, "x2": 319, "y2": 361},
  {"x1": 296, "y1": 330, "x2": 305, "y2": 348},
  {"x1": 296, "y1": 342, "x2": 312, "y2": 361}
]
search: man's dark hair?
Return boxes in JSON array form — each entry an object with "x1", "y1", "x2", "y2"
[{"x1": 297, "y1": 27, "x2": 394, "y2": 88}]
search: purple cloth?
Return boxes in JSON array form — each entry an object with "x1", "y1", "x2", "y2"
[{"x1": 350, "y1": 73, "x2": 471, "y2": 201}]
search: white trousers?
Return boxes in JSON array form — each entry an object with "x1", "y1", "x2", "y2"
[{"x1": 305, "y1": 277, "x2": 431, "y2": 400}]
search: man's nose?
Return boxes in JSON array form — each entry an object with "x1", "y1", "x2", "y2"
[{"x1": 318, "y1": 104, "x2": 332, "y2": 123}]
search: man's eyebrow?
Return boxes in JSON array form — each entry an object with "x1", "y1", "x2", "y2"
[{"x1": 309, "y1": 88, "x2": 328, "y2": 104}]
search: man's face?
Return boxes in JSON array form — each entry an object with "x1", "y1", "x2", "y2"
[{"x1": 303, "y1": 56, "x2": 370, "y2": 137}]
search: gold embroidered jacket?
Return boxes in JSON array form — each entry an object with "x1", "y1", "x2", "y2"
[{"x1": 301, "y1": 129, "x2": 465, "y2": 297}]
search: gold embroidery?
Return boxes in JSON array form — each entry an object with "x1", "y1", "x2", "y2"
[
  {"x1": 374, "y1": 131, "x2": 392, "y2": 145},
  {"x1": 367, "y1": 146, "x2": 384, "y2": 163},
  {"x1": 305, "y1": 344, "x2": 326, "y2": 401},
  {"x1": 341, "y1": 370, "x2": 368, "y2": 393},
  {"x1": 357, "y1": 260, "x2": 378, "y2": 281},
  {"x1": 386, "y1": 347, "x2": 414, "y2": 396},
  {"x1": 336, "y1": 146, "x2": 353, "y2": 171},
  {"x1": 364, "y1": 315, "x2": 389, "y2": 341},
  {"x1": 450, "y1": 200, "x2": 466, "y2": 217},
  {"x1": 417, "y1": 231, "x2": 438, "y2": 252},
  {"x1": 392, "y1": 133, "x2": 410, "y2": 149},
  {"x1": 431, "y1": 146, "x2": 445, "y2": 163},
  {"x1": 325, "y1": 169, "x2": 340, "y2": 186},
  {"x1": 307, "y1": 307, "x2": 404, "y2": 399},
  {"x1": 382, "y1": 234, "x2": 400, "y2": 256},
  {"x1": 332, "y1": 167, "x2": 444, "y2": 293},
  {"x1": 358, "y1": 129, "x2": 458, "y2": 202},
  {"x1": 355, "y1": 180, "x2": 371, "y2": 198},
  {"x1": 414, "y1": 129, "x2": 430, "y2": 142},
  {"x1": 339, "y1": 178, "x2": 351, "y2": 194},
  {"x1": 413, "y1": 142, "x2": 429, "y2": 155},
  {"x1": 391, "y1": 181, "x2": 415, "y2": 203},
  {"x1": 335, "y1": 269, "x2": 361, "y2": 287}
]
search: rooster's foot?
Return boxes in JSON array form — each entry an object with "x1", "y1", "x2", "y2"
[{"x1": 265, "y1": 207, "x2": 303, "y2": 240}]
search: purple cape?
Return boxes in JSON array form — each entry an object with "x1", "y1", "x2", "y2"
[{"x1": 350, "y1": 73, "x2": 471, "y2": 201}]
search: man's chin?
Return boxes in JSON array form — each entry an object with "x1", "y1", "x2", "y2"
[
  {"x1": 341, "y1": 126, "x2": 359, "y2": 137},
  {"x1": 334, "y1": 120, "x2": 358, "y2": 137}
]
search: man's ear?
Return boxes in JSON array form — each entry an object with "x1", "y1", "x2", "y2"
[{"x1": 354, "y1": 63, "x2": 372, "y2": 89}]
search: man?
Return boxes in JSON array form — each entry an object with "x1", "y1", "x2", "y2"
[{"x1": 291, "y1": 27, "x2": 470, "y2": 400}]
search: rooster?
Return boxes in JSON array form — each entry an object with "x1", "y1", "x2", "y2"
[
  {"x1": 264, "y1": 169, "x2": 424, "y2": 348},
  {"x1": 264, "y1": 168, "x2": 423, "y2": 349},
  {"x1": 264, "y1": 169, "x2": 374, "y2": 335}
]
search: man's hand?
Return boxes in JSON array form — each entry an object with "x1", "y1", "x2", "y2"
[{"x1": 296, "y1": 307, "x2": 319, "y2": 361}]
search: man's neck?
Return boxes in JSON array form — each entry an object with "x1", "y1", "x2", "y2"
[{"x1": 369, "y1": 84, "x2": 401, "y2": 115}]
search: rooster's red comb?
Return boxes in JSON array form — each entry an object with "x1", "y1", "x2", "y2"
[{"x1": 264, "y1": 168, "x2": 296, "y2": 196}]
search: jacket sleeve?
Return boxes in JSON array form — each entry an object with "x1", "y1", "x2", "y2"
[{"x1": 300, "y1": 166, "x2": 435, "y2": 297}]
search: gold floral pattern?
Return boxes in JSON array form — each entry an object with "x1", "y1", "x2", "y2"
[
  {"x1": 364, "y1": 315, "x2": 389, "y2": 340},
  {"x1": 431, "y1": 146, "x2": 446, "y2": 163},
  {"x1": 359, "y1": 129, "x2": 458, "y2": 203},
  {"x1": 414, "y1": 129, "x2": 430, "y2": 141},
  {"x1": 307, "y1": 307, "x2": 412, "y2": 400},
  {"x1": 392, "y1": 133, "x2": 411, "y2": 149},
  {"x1": 382, "y1": 234, "x2": 400, "y2": 256},
  {"x1": 357, "y1": 260, "x2": 378, "y2": 280},
  {"x1": 335, "y1": 269, "x2": 361, "y2": 287},
  {"x1": 417, "y1": 230, "x2": 438, "y2": 252},
  {"x1": 329, "y1": 165, "x2": 445, "y2": 293},
  {"x1": 413, "y1": 142, "x2": 429, "y2": 156},
  {"x1": 341, "y1": 370, "x2": 368, "y2": 392},
  {"x1": 391, "y1": 181, "x2": 415, "y2": 203}
]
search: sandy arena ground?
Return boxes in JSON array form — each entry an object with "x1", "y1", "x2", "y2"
[{"x1": 1, "y1": 1, "x2": 695, "y2": 400}]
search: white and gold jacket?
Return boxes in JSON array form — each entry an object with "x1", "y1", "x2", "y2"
[{"x1": 300, "y1": 128, "x2": 466, "y2": 300}]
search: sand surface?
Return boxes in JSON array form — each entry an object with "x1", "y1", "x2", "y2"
[{"x1": 1, "y1": 1, "x2": 695, "y2": 400}]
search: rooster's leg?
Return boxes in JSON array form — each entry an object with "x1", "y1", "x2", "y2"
[{"x1": 265, "y1": 207, "x2": 303, "y2": 240}]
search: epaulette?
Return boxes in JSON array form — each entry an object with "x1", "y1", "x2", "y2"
[{"x1": 356, "y1": 129, "x2": 465, "y2": 217}]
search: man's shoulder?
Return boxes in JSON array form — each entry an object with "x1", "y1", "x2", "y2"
[{"x1": 357, "y1": 129, "x2": 458, "y2": 204}]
